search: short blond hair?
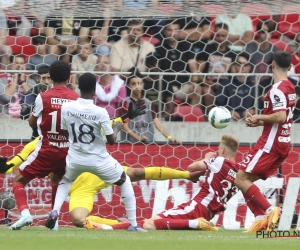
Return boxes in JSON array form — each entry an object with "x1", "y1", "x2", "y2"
[{"x1": 221, "y1": 135, "x2": 239, "y2": 154}]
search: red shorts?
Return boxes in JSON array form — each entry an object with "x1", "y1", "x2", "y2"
[
  {"x1": 237, "y1": 148, "x2": 286, "y2": 180},
  {"x1": 19, "y1": 144, "x2": 68, "y2": 180},
  {"x1": 157, "y1": 200, "x2": 210, "y2": 221}
]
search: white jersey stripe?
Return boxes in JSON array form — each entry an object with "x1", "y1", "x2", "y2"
[
  {"x1": 245, "y1": 149, "x2": 264, "y2": 173},
  {"x1": 162, "y1": 200, "x2": 198, "y2": 217},
  {"x1": 19, "y1": 139, "x2": 42, "y2": 171},
  {"x1": 263, "y1": 123, "x2": 279, "y2": 153},
  {"x1": 201, "y1": 172, "x2": 215, "y2": 207}
]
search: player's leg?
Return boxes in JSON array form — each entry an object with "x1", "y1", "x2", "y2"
[
  {"x1": 68, "y1": 173, "x2": 116, "y2": 228},
  {"x1": 114, "y1": 171, "x2": 142, "y2": 231},
  {"x1": 46, "y1": 161, "x2": 82, "y2": 229},
  {"x1": 235, "y1": 150, "x2": 284, "y2": 232},
  {"x1": 144, "y1": 201, "x2": 217, "y2": 231},
  {"x1": 92, "y1": 201, "x2": 217, "y2": 231},
  {"x1": 70, "y1": 208, "x2": 90, "y2": 227},
  {"x1": 126, "y1": 167, "x2": 203, "y2": 183},
  {"x1": 9, "y1": 172, "x2": 33, "y2": 230}
]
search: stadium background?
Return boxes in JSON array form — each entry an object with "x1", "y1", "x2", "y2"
[{"x1": 0, "y1": 0, "x2": 299, "y2": 229}]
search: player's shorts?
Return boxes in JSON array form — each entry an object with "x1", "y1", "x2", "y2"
[
  {"x1": 19, "y1": 142, "x2": 68, "y2": 180},
  {"x1": 65, "y1": 155, "x2": 124, "y2": 184},
  {"x1": 157, "y1": 200, "x2": 211, "y2": 221},
  {"x1": 69, "y1": 166, "x2": 129, "y2": 212},
  {"x1": 237, "y1": 148, "x2": 286, "y2": 180}
]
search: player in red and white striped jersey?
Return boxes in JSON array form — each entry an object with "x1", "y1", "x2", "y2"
[
  {"x1": 234, "y1": 50, "x2": 296, "y2": 232},
  {"x1": 84, "y1": 135, "x2": 239, "y2": 231},
  {"x1": 10, "y1": 61, "x2": 79, "y2": 231}
]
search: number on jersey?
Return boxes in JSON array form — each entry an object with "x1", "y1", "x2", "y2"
[{"x1": 70, "y1": 123, "x2": 95, "y2": 144}]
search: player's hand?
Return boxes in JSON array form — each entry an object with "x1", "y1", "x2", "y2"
[
  {"x1": 246, "y1": 114, "x2": 261, "y2": 127},
  {"x1": 205, "y1": 152, "x2": 217, "y2": 159},
  {"x1": 128, "y1": 98, "x2": 146, "y2": 119},
  {"x1": 122, "y1": 99, "x2": 146, "y2": 122},
  {"x1": 112, "y1": 121, "x2": 122, "y2": 133},
  {"x1": 0, "y1": 157, "x2": 14, "y2": 174}
]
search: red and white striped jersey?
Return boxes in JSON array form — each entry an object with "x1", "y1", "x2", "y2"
[
  {"x1": 254, "y1": 80, "x2": 296, "y2": 157},
  {"x1": 32, "y1": 86, "x2": 79, "y2": 148},
  {"x1": 193, "y1": 156, "x2": 239, "y2": 214}
]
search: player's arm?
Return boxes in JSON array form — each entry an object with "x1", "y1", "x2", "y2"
[
  {"x1": 187, "y1": 152, "x2": 215, "y2": 173},
  {"x1": 29, "y1": 94, "x2": 43, "y2": 128},
  {"x1": 3, "y1": 137, "x2": 39, "y2": 174},
  {"x1": 249, "y1": 111, "x2": 286, "y2": 125}
]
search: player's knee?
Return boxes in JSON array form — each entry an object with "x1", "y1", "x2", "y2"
[
  {"x1": 114, "y1": 171, "x2": 126, "y2": 186},
  {"x1": 71, "y1": 216, "x2": 85, "y2": 227},
  {"x1": 128, "y1": 168, "x2": 145, "y2": 182},
  {"x1": 234, "y1": 171, "x2": 249, "y2": 186},
  {"x1": 143, "y1": 219, "x2": 157, "y2": 230},
  {"x1": 70, "y1": 212, "x2": 86, "y2": 227}
]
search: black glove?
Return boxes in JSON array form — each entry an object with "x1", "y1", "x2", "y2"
[
  {"x1": 121, "y1": 98, "x2": 146, "y2": 121},
  {"x1": 0, "y1": 157, "x2": 14, "y2": 174}
]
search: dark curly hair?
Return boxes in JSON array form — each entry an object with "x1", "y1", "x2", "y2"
[
  {"x1": 78, "y1": 72, "x2": 96, "y2": 92},
  {"x1": 49, "y1": 61, "x2": 71, "y2": 83}
]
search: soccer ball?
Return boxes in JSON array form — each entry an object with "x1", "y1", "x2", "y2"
[{"x1": 208, "y1": 107, "x2": 231, "y2": 129}]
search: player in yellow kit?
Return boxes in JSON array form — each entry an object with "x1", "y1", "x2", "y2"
[{"x1": 1, "y1": 138, "x2": 202, "y2": 228}]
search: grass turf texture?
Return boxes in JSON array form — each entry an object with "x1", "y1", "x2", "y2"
[{"x1": 0, "y1": 227, "x2": 298, "y2": 250}]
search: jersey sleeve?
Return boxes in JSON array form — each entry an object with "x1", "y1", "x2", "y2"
[
  {"x1": 60, "y1": 104, "x2": 67, "y2": 130},
  {"x1": 32, "y1": 94, "x2": 43, "y2": 117},
  {"x1": 270, "y1": 87, "x2": 287, "y2": 111},
  {"x1": 100, "y1": 109, "x2": 114, "y2": 135},
  {"x1": 204, "y1": 156, "x2": 225, "y2": 173}
]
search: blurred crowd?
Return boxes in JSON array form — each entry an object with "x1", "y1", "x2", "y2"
[{"x1": 1, "y1": 0, "x2": 300, "y2": 127}]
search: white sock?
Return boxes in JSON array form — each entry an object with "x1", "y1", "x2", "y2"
[
  {"x1": 266, "y1": 206, "x2": 274, "y2": 215},
  {"x1": 119, "y1": 175, "x2": 137, "y2": 227},
  {"x1": 188, "y1": 219, "x2": 198, "y2": 229},
  {"x1": 102, "y1": 224, "x2": 113, "y2": 230},
  {"x1": 53, "y1": 176, "x2": 72, "y2": 214},
  {"x1": 255, "y1": 215, "x2": 265, "y2": 220},
  {"x1": 21, "y1": 209, "x2": 31, "y2": 217}
]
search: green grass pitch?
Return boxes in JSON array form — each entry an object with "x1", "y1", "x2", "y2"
[{"x1": 0, "y1": 227, "x2": 299, "y2": 250}]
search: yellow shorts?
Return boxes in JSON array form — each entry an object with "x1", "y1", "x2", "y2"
[{"x1": 69, "y1": 166, "x2": 128, "y2": 212}]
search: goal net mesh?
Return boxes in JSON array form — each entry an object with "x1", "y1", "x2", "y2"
[{"x1": 0, "y1": 0, "x2": 299, "y2": 230}]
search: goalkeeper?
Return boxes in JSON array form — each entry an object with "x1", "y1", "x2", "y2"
[{"x1": 0, "y1": 100, "x2": 202, "y2": 228}]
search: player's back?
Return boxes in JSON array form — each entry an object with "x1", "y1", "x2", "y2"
[
  {"x1": 61, "y1": 98, "x2": 112, "y2": 164},
  {"x1": 37, "y1": 86, "x2": 79, "y2": 149},
  {"x1": 256, "y1": 79, "x2": 296, "y2": 156},
  {"x1": 194, "y1": 156, "x2": 239, "y2": 214}
]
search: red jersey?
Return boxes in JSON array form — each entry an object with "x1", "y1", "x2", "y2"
[
  {"x1": 194, "y1": 156, "x2": 239, "y2": 214},
  {"x1": 32, "y1": 86, "x2": 79, "y2": 148},
  {"x1": 253, "y1": 80, "x2": 296, "y2": 157}
]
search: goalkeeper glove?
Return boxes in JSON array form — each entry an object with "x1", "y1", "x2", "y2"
[
  {"x1": 0, "y1": 158, "x2": 14, "y2": 174},
  {"x1": 121, "y1": 98, "x2": 146, "y2": 123}
]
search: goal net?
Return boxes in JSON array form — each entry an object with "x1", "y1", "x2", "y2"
[{"x1": 0, "y1": 0, "x2": 299, "y2": 230}]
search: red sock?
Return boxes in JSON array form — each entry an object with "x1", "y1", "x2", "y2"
[
  {"x1": 13, "y1": 183, "x2": 29, "y2": 211},
  {"x1": 154, "y1": 219, "x2": 189, "y2": 230},
  {"x1": 112, "y1": 223, "x2": 130, "y2": 230},
  {"x1": 51, "y1": 185, "x2": 58, "y2": 209},
  {"x1": 246, "y1": 199, "x2": 265, "y2": 217},
  {"x1": 112, "y1": 219, "x2": 145, "y2": 230},
  {"x1": 244, "y1": 184, "x2": 272, "y2": 213}
]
